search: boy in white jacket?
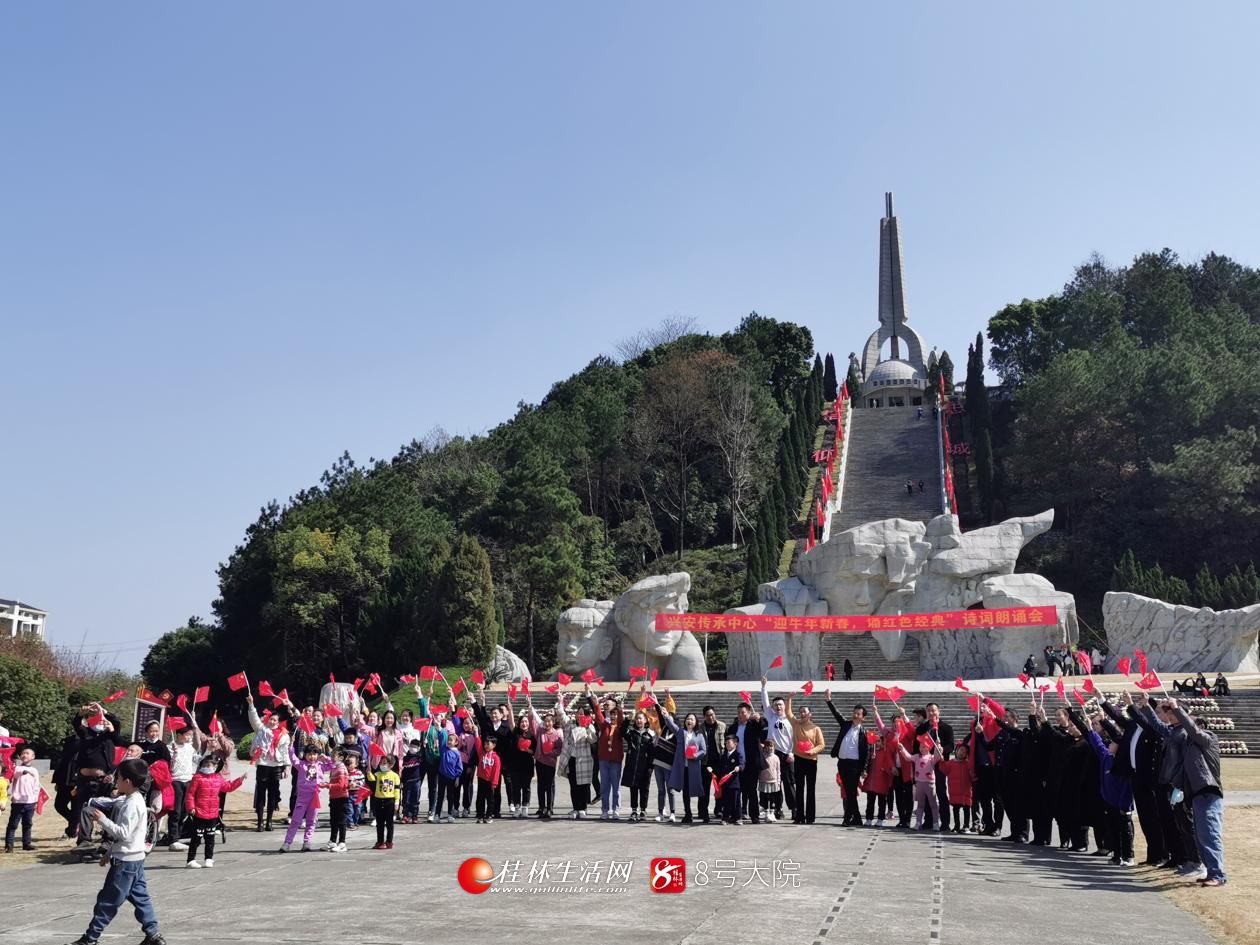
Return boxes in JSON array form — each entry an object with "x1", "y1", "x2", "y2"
[{"x1": 70, "y1": 759, "x2": 166, "y2": 945}]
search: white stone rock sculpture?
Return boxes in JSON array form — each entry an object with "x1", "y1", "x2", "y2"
[
  {"x1": 555, "y1": 572, "x2": 709, "y2": 681},
  {"x1": 1103, "y1": 592, "x2": 1260, "y2": 674},
  {"x1": 486, "y1": 645, "x2": 532, "y2": 683},
  {"x1": 726, "y1": 509, "x2": 1075, "y2": 680}
]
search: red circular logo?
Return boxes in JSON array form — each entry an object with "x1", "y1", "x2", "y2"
[{"x1": 457, "y1": 857, "x2": 495, "y2": 894}]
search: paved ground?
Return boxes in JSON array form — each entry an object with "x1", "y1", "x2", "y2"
[{"x1": 0, "y1": 771, "x2": 1221, "y2": 945}]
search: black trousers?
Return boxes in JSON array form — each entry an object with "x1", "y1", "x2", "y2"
[
  {"x1": 460, "y1": 767, "x2": 476, "y2": 811},
  {"x1": 372, "y1": 798, "x2": 395, "y2": 845},
  {"x1": 328, "y1": 798, "x2": 347, "y2": 845},
  {"x1": 774, "y1": 750, "x2": 796, "y2": 814},
  {"x1": 951, "y1": 804, "x2": 971, "y2": 829},
  {"x1": 866, "y1": 791, "x2": 891, "y2": 820},
  {"x1": 975, "y1": 766, "x2": 1002, "y2": 831},
  {"x1": 1106, "y1": 805, "x2": 1134, "y2": 860},
  {"x1": 894, "y1": 776, "x2": 914, "y2": 826},
  {"x1": 477, "y1": 779, "x2": 501, "y2": 818},
  {"x1": 1027, "y1": 782, "x2": 1052, "y2": 843},
  {"x1": 253, "y1": 766, "x2": 282, "y2": 821},
  {"x1": 793, "y1": 757, "x2": 818, "y2": 823},
  {"x1": 837, "y1": 759, "x2": 863, "y2": 825},
  {"x1": 738, "y1": 768, "x2": 761, "y2": 822},
  {"x1": 435, "y1": 776, "x2": 459, "y2": 818},
  {"x1": 1155, "y1": 784, "x2": 1195, "y2": 865},
  {"x1": 999, "y1": 776, "x2": 1027, "y2": 840},
  {"x1": 425, "y1": 769, "x2": 439, "y2": 813},
  {"x1": 165, "y1": 780, "x2": 189, "y2": 843},
  {"x1": 55, "y1": 785, "x2": 75, "y2": 831},
  {"x1": 71, "y1": 775, "x2": 111, "y2": 841},
  {"x1": 185, "y1": 816, "x2": 217, "y2": 861},
  {"x1": 1133, "y1": 779, "x2": 1165, "y2": 863},
  {"x1": 566, "y1": 760, "x2": 590, "y2": 813},
  {"x1": 536, "y1": 763, "x2": 556, "y2": 813},
  {"x1": 932, "y1": 775, "x2": 951, "y2": 830},
  {"x1": 698, "y1": 771, "x2": 712, "y2": 821}
]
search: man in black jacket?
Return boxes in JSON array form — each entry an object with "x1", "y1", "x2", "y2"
[
  {"x1": 1102, "y1": 693, "x2": 1167, "y2": 865},
  {"x1": 825, "y1": 692, "x2": 869, "y2": 827},
  {"x1": 698, "y1": 706, "x2": 726, "y2": 824},
  {"x1": 730, "y1": 702, "x2": 767, "y2": 823},
  {"x1": 69, "y1": 704, "x2": 129, "y2": 846},
  {"x1": 916, "y1": 703, "x2": 955, "y2": 830}
]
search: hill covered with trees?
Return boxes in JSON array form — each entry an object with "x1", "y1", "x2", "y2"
[
  {"x1": 143, "y1": 314, "x2": 820, "y2": 702},
  {"x1": 982, "y1": 250, "x2": 1260, "y2": 630}
]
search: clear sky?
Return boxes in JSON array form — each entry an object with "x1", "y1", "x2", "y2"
[{"x1": 3, "y1": 4, "x2": 1258, "y2": 670}]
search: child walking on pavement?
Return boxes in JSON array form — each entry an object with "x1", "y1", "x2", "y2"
[{"x1": 70, "y1": 759, "x2": 166, "y2": 945}]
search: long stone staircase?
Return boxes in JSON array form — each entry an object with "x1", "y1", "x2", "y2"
[{"x1": 819, "y1": 405, "x2": 943, "y2": 679}]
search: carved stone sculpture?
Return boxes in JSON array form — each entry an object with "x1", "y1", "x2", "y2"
[
  {"x1": 487, "y1": 645, "x2": 532, "y2": 683},
  {"x1": 726, "y1": 509, "x2": 1076, "y2": 680},
  {"x1": 555, "y1": 572, "x2": 709, "y2": 681},
  {"x1": 1103, "y1": 592, "x2": 1260, "y2": 673}
]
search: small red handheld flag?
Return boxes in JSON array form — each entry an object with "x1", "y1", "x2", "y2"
[
  {"x1": 866, "y1": 731, "x2": 880, "y2": 746},
  {"x1": 581, "y1": 668, "x2": 596, "y2": 684},
  {"x1": 353, "y1": 677, "x2": 365, "y2": 691},
  {"x1": 271, "y1": 689, "x2": 289, "y2": 707},
  {"x1": 35, "y1": 786, "x2": 50, "y2": 816},
  {"x1": 399, "y1": 674, "x2": 417, "y2": 684},
  {"x1": 768, "y1": 656, "x2": 784, "y2": 670},
  {"x1": 577, "y1": 713, "x2": 593, "y2": 728},
  {"x1": 175, "y1": 694, "x2": 190, "y2": 713},
  {"x1": 557, "y1": 673, "x2": 572, "y2": 686},
  {"x1": 545, "y1": 684, "x2": 560, "y2": 694},
  {"x1": 739, "y1": 690, "x2": 753, "y2": 705},
  {"x1": 209, "y1": 711, "x2": 222, "y2": 735},
  {"x1": 649, "y1": 668, "x2": 660, "y2": 686},
  {"x1": 322, "y1": 703, "x2": 343, "y2": 718},
  {"x1": 1055, "y1": 677, "x2": 1065, "y2": 700},
  {"x1": 355, "y1": 786, "x2": 372, "y2": 804},
  {"x1": 113, "y1": 746, "x2": 128, "y2": 766},
  {"x1": 420, "y1": 666, "x2": 438, "y2": 682},
  {"x1": 1017, "y1": 673, "x2": 1030, "y2": 688},
  {"x1": 1037, "y1": 684, "x2": 1051, "y2": 694},
  {"x1": 103, "y1": 689, "x2": 128, "y2": 703},
  {"x1": 521, "y1": 678, "x2": 530, "y2": 696},
  {"x1": 1072, "y1": 688, "x2": 1087, "y2": 706},
  {"x1": 1116, "y1": 657, "x2": 1132, "y2": 676},
  {"x1": 593, "y1": 676, "x2": 605, "y2": 687},
  {"x1": 954, "y1": 677, "x2": 969, "y2": 692},
  {"x1": 258, "y1": 681, "x2": 275, "y2": 698},
  {"x1": 455, "y1": 706, "x2": 469, "y2": 719},
  {"x1": 368, "y1": 743, "x2": 386, "y2": 760},
  {"x1": 451, "y1": 678, "x2": 467, "y2": 699},
  {"x1": 85, "y1": 710, "x2": 105, "y2": 729},
  {"x1": 984, "y1": 697, "x2": 1008, "y2": 718},
  {"x1": 329, "y1": 673, "x2": 336, "y2": 684},
  {"x1": 1135, "y1": 671, "x2": 1162, "y2": 691},
  {"x1": 628, "y1": 666, "x2": 647, "y2": 680},
  {"x1": 227, "y1": 672, "x2": 248, "y2": 692},
  {"x1": 471, "y1": 669, "x2": 486, "y2": 686},
  {"x1": 796, "y1": 739, "x2": 813, "y2": 754},
  {"x1": 251, "y1": 746, "x2": 263, "y2": 765},
  {"x1": 801, "y1": 681, "x2": 814, "y2": 695},
  {"x1": 430, "y1": 704, "x2": 449, "y2": 716},
  {"x1": 917, "y1": 735, "x2": 936, "y2": 751},
  {"x1": 297, "y1": 714, "x2": 316, "y2": 734},
  {"x1": 416, "y1": 718, "x2": 432, "y2": 733},
  {"x1": 1082, "y1": 677, "x2": 1097, "y2": 694},
  {"x1": 507, "y1": 684, "x2": 517, "y2": 702},
  {"x1": 966, "y1": 694, "x2": 981, "y2": 712},
  {"x1": 165, "y1": 716, "x2": 187, "y2": 732},
  {"x1": 1134, "y1": 649, "x2": 1149, "y2": 675},
  {"x1": 193, "y1": 685, "x2": 210, "y2": 704}
]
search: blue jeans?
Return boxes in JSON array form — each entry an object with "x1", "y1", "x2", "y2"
[
  {"x1": 402, "y1": 780, "x2": 421, "y2": 819},
  {"x1": 598, "y1": 760, "x2": 622, "y2": 814},
  {"x1": 5, "y1": 802, "x2": 34, "y2": 848},
  {"x1": 1191, "y1": 791, "x2": 1226, "y2": 882},
  {"x1": 86, "y1": 858, "x2": 159, "y2": 941},
  {"x1": 654, "y1": 768, "x2": 676, "y2": 814}
]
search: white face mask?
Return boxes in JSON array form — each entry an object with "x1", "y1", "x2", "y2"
[{"x1": 198, "y1": 766, "x2": 215, "y2": 775}]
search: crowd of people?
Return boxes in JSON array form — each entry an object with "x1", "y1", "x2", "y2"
[{"x1": 0, "y1": 669, "x2": 1235, "y2": 944}]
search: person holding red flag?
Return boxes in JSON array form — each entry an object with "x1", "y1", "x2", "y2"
[
  {"x1": 245, "y1": 692, "x2": 290, "y2": 832},
  {"x1": 915, "y1": 703, "x2": 955, "y2": 831},
  {"x1": 824, "y1": 690, "x2": 869, "y2": 828}
]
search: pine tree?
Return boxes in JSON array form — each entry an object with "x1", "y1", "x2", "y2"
[
  {"x1": 823, "y1": 353, "x2": 838, "y2": 402},
  {"x1": 973, "y1": 428, "x2": 994, "y2": 524},
  {"x1": 846, "y1": 362, "x2": 862, "y2": 399},
  {"x1": 811, "y1": 355, "x2": 825, "y2": 416},
  {"x1": 1193, "y1": 563, "x2": 1223, "y2": 609},
  {"x1": 436, "y1": 534, "x2": 498, "y2": 666},
  {"x1": 742, "y1": 534, "x2": 764, "y2": 604},
  {"x1": 938, "y1": 350, "x2": 954, "y2": 392},
  {"x1": 770, "y1": 478, "x2": 789, "y2": 542},
  {"x1": 757, "y1": 501, "x2": 777, "y2": 582}
]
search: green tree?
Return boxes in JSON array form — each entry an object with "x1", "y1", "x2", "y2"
[
  {"x1": 141, "y1": 620, "x2": 220, "y2": 699},
  {"x1": 0, "y1": 654, "x2": 69, "y2": 755},
  {"x1": 742, "y1": 535, "x2": 764, "y2": 605},
  {"x1": 846, "y1": 362, "x2": 862, "y2": 400},
  {"x1": 436, "y1": 535, "x2": 499, "y2": 666},
  {"x1": 938, "y1": 350, "x2": 954, "y2": 392},
  {"x1": 823, "y1": 353, "x2": 838, "y2": 402}
]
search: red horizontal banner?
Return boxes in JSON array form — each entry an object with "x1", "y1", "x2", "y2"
[{"x1": 656, "y1": 606, "x2": 1058, "y2": 633}]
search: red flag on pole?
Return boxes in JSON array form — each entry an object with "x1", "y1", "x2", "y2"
[
  {"x1": 323, "y1": 703, "x2": 343, "y2": 718},
  {"x1": 1071, "y1": 688, "x2": 1087, "y2": 706},
  {"x1": 451, "y1": 678, "x2": 467, "y2": 699},
  {"x1": 165, "y1": 716, "x2": 187, "y2": 732},
  {"x1": 545, "y1": 684, "x2": 560, "y2": 694},
  {"x1": 193, "y1": 686, "x2": 210, "y2": 704},
  {"x1": 258, "y1": 681, "x2": 275, "y2": 698},
  {"x1": 954, "y1": 678, "x2": 969, "y2": 692},
  {"x1": 1135, "y1": 671, "x2": 1162, "y2": 691},
  {"x1": 102, "y1": 689, "x2": 128, "y2": 703},
  {"x1": 1082, "y1": 677, "x2": 1097, "y2": 694},
  {"x1": 470, "y1": 669, "x2": 485, "y2": 686},
  {"x1": 1017, "y1": 673, "x2": 1030, "y2": 688},
  {"x1": 1116, "y1": 657, "x2": 1132, "y2": 676},
  {"x1": 420, "y1": 666, "x2": 438, "y2": 681},
  {"x1": 768, "y1": 656, "x2": 784, "y2": 670},
  {"x1": 1134, "y1": 649, "x2": 1149, "y2": 675},
  {"x1": 35, "y1": 786, "x2": 50, "y2": 815},
  {"x1": 227, "y1": 672, "x2": 248, "y2": 692},
  {"x1": 1055, "y1": 677, "x2": 1065, "y2": 700},
  {"x1": 801, "y1": 681, "x2": 814, "y2": 695},
  {"x1": 649, "y1": 668, "x2": 660, "y2": 686},
  {"x1": 399, "y1": 674, "x2": 417, "y2": 684},
  {"x1": 557, "y1": 673, "x2": 572, "y2": 686},
  {"x1": 520, "y1": 678, "x2": 530, "y2": 696},
  {"x1": 209, "y1": 711, "x2": 222, "y2": 735},
  {"x1": 175, "y1": 694, "x2": 189, "y2": 713}
]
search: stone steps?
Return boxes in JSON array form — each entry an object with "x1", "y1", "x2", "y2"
[{"x1": 832, "y1": 405, "x2": 942, "y2": 534}]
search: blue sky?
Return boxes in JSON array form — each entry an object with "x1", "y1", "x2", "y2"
[{"x1": 3, "y1": 4, "x2": 1257, "y2": 669}]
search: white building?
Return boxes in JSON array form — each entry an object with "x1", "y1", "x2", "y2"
[{"x1": 0, "y1": 599, "x2": 46, "y2": 639}]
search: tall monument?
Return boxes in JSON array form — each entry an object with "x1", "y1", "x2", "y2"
[{"x1": 857, "y1": 192, "x2": 930, "y2": 408}]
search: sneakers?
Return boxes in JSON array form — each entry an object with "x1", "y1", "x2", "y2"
[
  {"x1": 864, "y1": 818, "x2": 873, "y2": 826},
  {"x1": 321, "y1": 841, "x2": 335, "y2": 852},
  {"x1": 334, "y1": 842, "x2": 347, "y2": 852},
  {"x1": 68, "y1": 937, "x2": 98, "y2": 945},
  {"x1": 140, "y1": 936, "x2": 168, "y2": 945},
  {"x1": 610, "y1": 811, "x2": 620, "y2": 821},
  {"x1": 373, "y1": 842, "x2": 387, "y2": 850},
  {"x1": 204, "y1": 859, "x2": 215, "y2": 868},
  {"x1": 600, "y1": 812, "x2": 610, "y2": 821},
  {"x1": 508, "y1": 804, "x2": 517, "y2": 814},
  {"x1": 1177, "y1": 863, "x2": 1208, "y2": 879},
  {"x1": 462, "y1": 807, "x2": 471, "y2": 818},
  {"x1": 186, "y1": 860, "x2": 202, "y2": 869},
  {"x1": 427, "y1": 814, "x2": 437, "y2": 824},
  {"x1": 386, "y1": 842, "x2": 394, "y2": 849},
  {"x1": 169, "y1": 841, "x2": 188, "y2": 851},
  {"x1": 278, "y1": 844, "x2": 290, "y2": 853},
  {"x1": 765, "y1": 813, "x2": 776, "y2": 823},
  {"x1": 444, "y1": 815, "x2": 455, "y2": 824},
  {"x1": 1119, "y1": 858, "x2": 1134, "y2": 867}
]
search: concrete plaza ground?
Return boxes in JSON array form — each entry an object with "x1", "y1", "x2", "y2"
[{"x1": 0, "y1": 768, "x2": 1222, "y2": 945}]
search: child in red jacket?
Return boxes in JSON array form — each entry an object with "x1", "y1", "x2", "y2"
[
  {"x1": 183, "y1": 757, "x2": 244, "y2": 868},
  {"x1": 476, "y1": 735, "x2": 502, "y2": 823},
  {"x1": 936, "y1": 743, "x2": 976, "y2": 834},
  {"x1": 324, "y1": 750, "x2": 350, "y2": 852}
]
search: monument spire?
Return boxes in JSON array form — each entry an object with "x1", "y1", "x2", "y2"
[{"x1": 879, "y1": 190, "x2": 907, "y2": 361}]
